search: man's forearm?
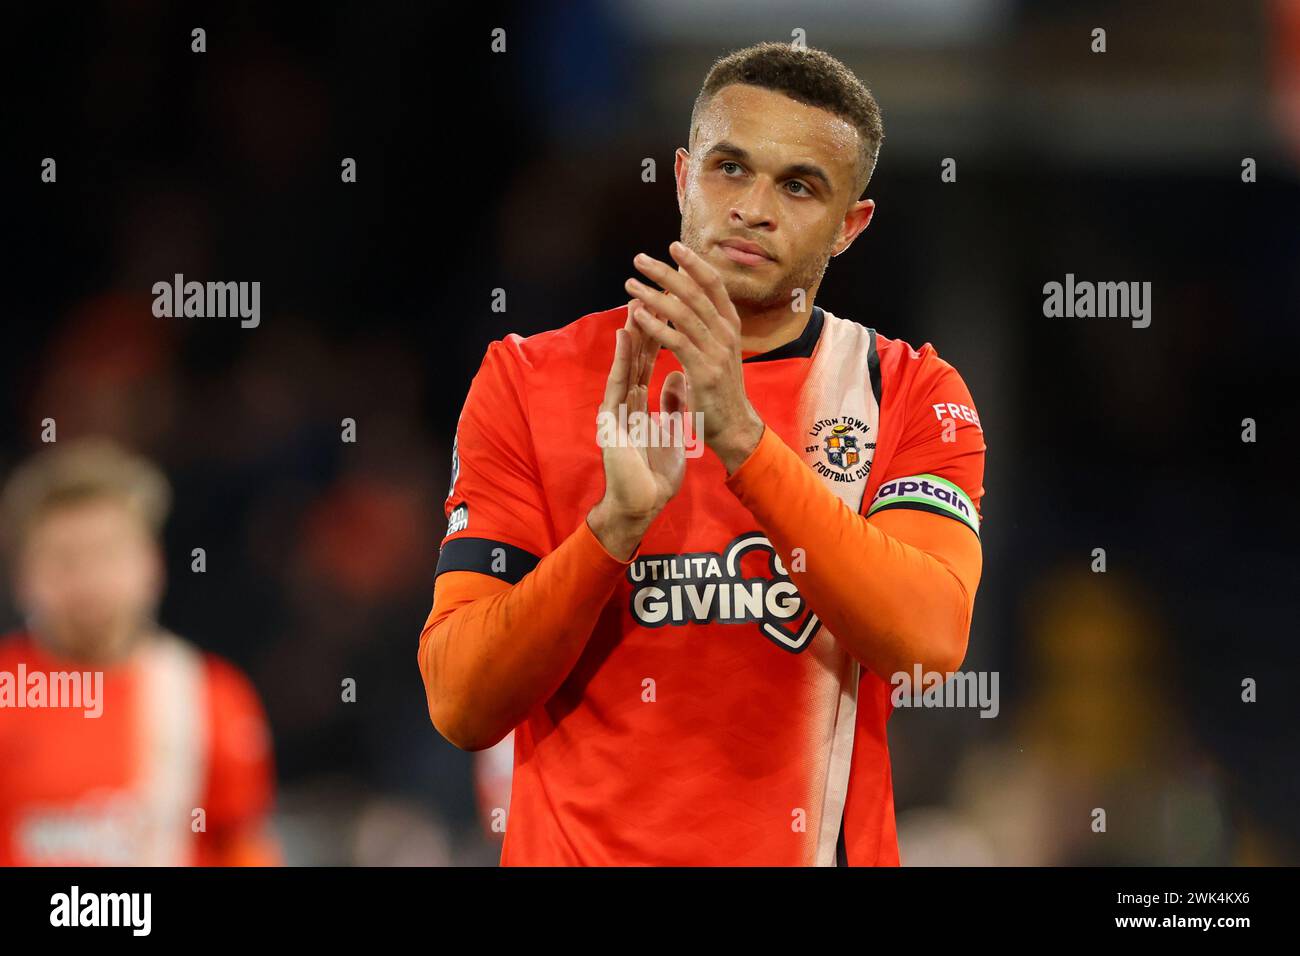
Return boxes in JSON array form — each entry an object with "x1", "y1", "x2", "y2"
[
  {"x1": 725, "y1": 426, "x2": 977, "y2": 679},
  {"x1": 419, "y1": 513, "x2": 638, "y2": 751}
]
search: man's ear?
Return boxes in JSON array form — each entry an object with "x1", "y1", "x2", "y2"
[
  {"x1": 674, "y1": 147, "x2": 690, "y2": 215},
  {"x1": 831, "y1": 198, "x2": 876, "y2": 258}
]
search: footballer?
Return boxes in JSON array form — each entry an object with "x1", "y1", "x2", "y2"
[
  {"x1": 0, "y1": 439, "x2": 279, "y2": 866},
  {"x1": 419, "y1": 42, "x2": 985, "y2": 865}
]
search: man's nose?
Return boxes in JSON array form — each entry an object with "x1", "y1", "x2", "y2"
[{"x1": 729, "y1": 179, "x2": 778, "y2": 230}]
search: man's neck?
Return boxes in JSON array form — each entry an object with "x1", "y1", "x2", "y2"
[
  {"x1": 32, "y1": 624, "x2": 156, "y2": 667},
  {"x1": 738, "y1": 302, "x2": 817, "y2": 356}
]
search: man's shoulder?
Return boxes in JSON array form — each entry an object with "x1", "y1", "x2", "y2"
[
  {"x1": 868, "y1": 327, "x2": 972, "y2": 399},
  {"x1": 872, "y1": 327, "x2": 945, "y2": 372},
  {"x1": 486, "y1": 304, "x2": 627, "y2": 379},
  {"x1": 819, "y1": 312, "x2": 950, "y2": 374}
]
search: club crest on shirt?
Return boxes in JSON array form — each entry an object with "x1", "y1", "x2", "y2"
[
  {"x1": 626, "y1": 533, "x2": 821, "y2": 653},
  {"x1": 805, "y1": 416, "x2": 873, "y2": 483}
]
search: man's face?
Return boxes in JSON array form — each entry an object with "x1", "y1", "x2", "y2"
[
  {"x1": 676, "y1": 83, "x2": 875, "y2": 312},
  {"x1": 15, "y1": 497, "x2": 163, "y2": 662}
]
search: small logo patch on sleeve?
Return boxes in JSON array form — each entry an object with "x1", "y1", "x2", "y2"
[{"x1": 446, "y1": 503, "x2": 469, "y2": 537}]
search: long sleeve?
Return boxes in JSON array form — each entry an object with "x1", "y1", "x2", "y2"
[
  {"x1": 724, "y1": 425, "x2": 982, "y2": 680},
  {"x1": 418, "y1": 516, "x2": 635, "y2": 750}
]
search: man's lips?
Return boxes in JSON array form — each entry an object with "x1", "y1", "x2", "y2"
[{"x1": 716, "y1": 238, "x2": 775, "y2": 265}]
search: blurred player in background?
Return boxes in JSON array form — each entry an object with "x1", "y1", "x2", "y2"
[
  {"x1": 0, "y1": 438, "x2": 278, "y2": 866},
  {"x1": 421, "y1": 42, "x2": 985, "y2": 865}
]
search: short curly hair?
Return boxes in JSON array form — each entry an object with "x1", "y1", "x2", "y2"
[{"x1": 690, "y1": 41, "x2": 885, "y2": 197}]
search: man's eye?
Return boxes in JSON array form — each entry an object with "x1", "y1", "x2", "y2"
[
  {"x1": 787, "y1": 181, "x2": 809, "y2": 195},
  {"x1": 720, "y1": 161, "x2": 742, "y2": 175}
]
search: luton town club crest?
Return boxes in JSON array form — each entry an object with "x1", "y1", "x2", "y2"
[
  {"x1": 824, "y1": 423, "x2": 859, "y2": 469},
  {"x1": 805, "y1": 416, "x2": 874, "y2": 483}
]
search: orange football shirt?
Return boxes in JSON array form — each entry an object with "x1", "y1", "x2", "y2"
[
  {"x1": 0, "y1": 631, "x2": 277, "y2": 866},
  {"x1": 436, "y1": 303, "x2": 985, "y2": 865}
]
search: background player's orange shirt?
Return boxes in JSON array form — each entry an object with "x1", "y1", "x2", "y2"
[
  {"x1": 0, "y1": 631, "x2": 277, "y2": 866},
  {"x1": 435, "y1": 304, "x2": 984, "y2": 865}
]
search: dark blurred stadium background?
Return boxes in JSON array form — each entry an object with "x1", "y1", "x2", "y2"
[{"x1": 5, "y1": 1, "x2": 1298, "y2": 864}]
